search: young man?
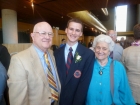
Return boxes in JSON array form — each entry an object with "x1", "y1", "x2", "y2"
[
  {"x1": 54, "y1": 18, "x2": 95, "y2": 105},
  {"x1": 8, "y1": 22, "x2": 61, "y2": 105}
]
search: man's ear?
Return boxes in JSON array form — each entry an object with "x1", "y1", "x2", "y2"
[
  {"x1": 65, "y1": 28, "x2": 67, "y2": 34},
  {"x1": 31, "y1": 33, "x2": 34, "y2": 41},
  {"x1": 80, "y1": 32, "x2": 83, "y2": 36}
]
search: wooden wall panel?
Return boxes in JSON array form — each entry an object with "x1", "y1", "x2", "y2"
[
  {"x1": 3, "y1": 43, "x2": 32, "y2": 55},
  {"x1": 84, "y1": 36, "x2": 95, "y2": 47}
]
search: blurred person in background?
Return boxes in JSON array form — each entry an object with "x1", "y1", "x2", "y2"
[
  {"x1": 107, "y1": 30, "x2": 123, "y2": 62},
  {"x1": 0, "y1": 62, "x2": 7, "y2": 105},
  {"x1": 0, "y1": 44, "x2": 11, "y2": 105},
  {"x1": 88, "y1": 39, "x2": 93, "y2": 48},
  {"x1": 60, "y1": 39, "x2": 66, "y2": 48},
  {"x1": 122, "y1": 24, "x2": 140, "y2": 105},
  {"x1": 123, "y1": 37, "x2": 134, "y2": 49}
]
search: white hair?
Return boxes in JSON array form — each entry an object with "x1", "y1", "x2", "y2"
[{"x1": 92, "y1": 34, "x2": 115, "y2": 52}]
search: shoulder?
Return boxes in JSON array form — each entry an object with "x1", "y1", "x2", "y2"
[
  {"x1": 115, "y1": 44, "x2": 123, "y2": 50},
  {"x1": 79, "y1": 43, "x2": 94, "y2": 55},
  {"x1": 113, "y1": 60, "x2": 125, "y2": 70},
  {"x1": 48, "y1": 49, "x2": 53, "y2": 55},
  {"x1": 54, "y1": 45, "x2": 65, "y2": 55},
  {"x1": 0, "y1": 45, "x2": 9, "y2": 53},
  {"x1": 77, "y1": 44, "x2": 95, "y2": 62},
  {"x1": 123, "y1": 46, "x2": 134, "y2": 51},
  {"x1": 11, "y1": 46, "x2": 32, "y2": 60}
]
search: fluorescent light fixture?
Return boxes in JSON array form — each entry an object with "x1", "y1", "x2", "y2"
[
  {"x1": 101, "y1": 8, "x2": 108, "y2": 16},
  {"x1": 67, "y1": 10, "x2": 107, "y2": 33}
]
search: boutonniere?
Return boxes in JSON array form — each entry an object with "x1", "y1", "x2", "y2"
[{"x1": 75, "y1": 52, "x2": 82, "y2": 63}]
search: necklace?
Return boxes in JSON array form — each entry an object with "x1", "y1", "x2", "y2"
[
  {"x1": 131, "y1": 41, "x2": 140, "y2": 46},
  {"x1": 99, "y1": 67, "x2": 104, "y2": 75},
  {"x1": 99, "y1": 70, "x2": 103, "y2": 75}
]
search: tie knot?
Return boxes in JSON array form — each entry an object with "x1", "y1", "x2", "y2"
[
  {"x1": 44, "y1": 53, "x2": 48, "y2": 58},
  {"x1": 69, "y1": 47, "x2": 73, "y2": 52}
]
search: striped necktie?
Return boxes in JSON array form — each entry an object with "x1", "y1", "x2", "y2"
[
  {"x1": 66, "y1": 47, "x2": 73, "y2": 74},
  {"x1": 44, "y1": 53, "x2": 58, "y2": 101}
]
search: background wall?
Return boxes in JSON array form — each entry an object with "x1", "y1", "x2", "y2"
[
  {"x1": 102, "y1": 7, "x2": 115, "y2": 30},
  {"x1": 0, "y1": 5, "x2": 138, "y2": 47}
]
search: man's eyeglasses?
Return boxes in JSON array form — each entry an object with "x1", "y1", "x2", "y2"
[{"x1": 34, "y1": 31, "x2": 54, "y2": 37}]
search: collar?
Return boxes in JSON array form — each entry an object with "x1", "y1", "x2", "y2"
[
  {"x1": 65, "y1": 42, "x2": 78, "y2": 54},
  {"x1": 33, "y1": 45, "x2": 44, "y2": 59},
  {"x1": 131, "y1": 40, "x2": 140, "y2": 46},
  {"x1": 95, "y1": 57, "x2": 112, "y2": 70}
]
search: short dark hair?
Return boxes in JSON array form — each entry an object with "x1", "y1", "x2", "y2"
[
  {"x1": 133, "y1": 24, "x2": 140, "y2": 40},
  {"x1": 67, "y1": 18, "x2": 83, "y2": 32},
  {"x1": 61, "y1": 38, "x2": 65, "y2": 42}
]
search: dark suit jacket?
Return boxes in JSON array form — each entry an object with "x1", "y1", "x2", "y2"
[
  {"x1": 54, "y1": 43, "x2": 95, "y2": 105},
  {"x1": 0, "y1": 45, "x2": 10, "y2": 105},
  {"x1": 0, "y1": 45, "x2": 11, "y2": 70}
]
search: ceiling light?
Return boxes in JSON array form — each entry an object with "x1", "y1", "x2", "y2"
[
  {"x1": 67, "y1": 10, "x2": 107, "y2": 33},
  {"x1": 31, "y1": 2, "x2": 34, "y2": 7},
  {"x1": 101, "y1": 8, "x2": 108, "y2": 16}
]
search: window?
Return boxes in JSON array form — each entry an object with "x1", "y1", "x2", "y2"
[{"x1": 115, "y1": 5, "x2": 127, "y2": 32}]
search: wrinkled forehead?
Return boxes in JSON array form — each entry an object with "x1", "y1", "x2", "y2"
[{"x1": 33, "y1": 22, "x2": 53, "y2": 32}]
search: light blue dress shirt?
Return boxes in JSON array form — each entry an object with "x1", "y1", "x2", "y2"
[
  {"x1": 34, "y1": 45, "x2": 59, "y2": 92},
  {"x1": 86, "y1": 57, "x2": 136, "y2": 105},
  {"x1": 64, "y1": 42, "x2": 78, "y2": 63}
]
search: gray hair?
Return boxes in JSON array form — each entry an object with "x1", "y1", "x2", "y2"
[
  {"x1": 107, "y1": 30, "x2": 117, "y2": 37},
  {"x1": 92, "y1": 34, "x2": 115, "y2": 52}
]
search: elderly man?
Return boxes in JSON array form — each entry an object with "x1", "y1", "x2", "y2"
[
  {"x1": 8, "y1": 22, "x2": 61, "y2": 105},
  {"x1": 107, "y1": 30, "x2": 123, "y2": 61}
]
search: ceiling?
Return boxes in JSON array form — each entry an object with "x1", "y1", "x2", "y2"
[{"x1": 0, "y1": 0, "x2": 140, "y2": 34}]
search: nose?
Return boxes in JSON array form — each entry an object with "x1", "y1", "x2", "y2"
[
  {"x1": 44, "y1": 34, "x2": 50, "y2": 39},
  {"x1": 72, "y1": 30, "x2": 76, "y2": 34},
  {"x1": 98, "y1": 48, "x2": 104, "y2": 53}
]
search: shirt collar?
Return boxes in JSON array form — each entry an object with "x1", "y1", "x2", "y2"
[
  {"x1": 33, "y1": 45, "x2": 44, "y2": 59},
  {"x1": 95, "y1": 57, "x2": 112, "y2": 69},
  {"x1": 65, "y1": 42, "x2": 78, "y2": 54}
]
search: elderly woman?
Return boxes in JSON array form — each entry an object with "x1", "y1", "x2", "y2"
[
  {"x1": 86, "y1": 34, "x2": 135, "y2": 105},
  {"x1": 122, "y1": 24, "x2": 140, "y2": 105}
]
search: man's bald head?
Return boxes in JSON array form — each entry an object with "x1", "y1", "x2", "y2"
[
  {"x1": 33, "y1": 22, "x2": 52, "y2": 32},
  {"x1": 31, "y1": 21, "x2": 53, "y2": 52},
  {"x1": 107, "y1": 30, "x2": 117, "y2": 42}
]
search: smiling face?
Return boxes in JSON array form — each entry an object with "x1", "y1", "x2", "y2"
[
  {"x1": 94, "y1": 42, "x2": 110, "y2": 61},
  {"x1": 107, "y1": 30, "x2": 117, "y2": 42},
  {"x1": 65, "y1": 22, "x2": 83, "y2": 46},
  {"x1": 31, "y1": 22, "x2": 53, "y2": 52}
]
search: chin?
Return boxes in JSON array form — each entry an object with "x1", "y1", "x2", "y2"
[{"x1": 97, "y1": 57, "x2": 106, "y2": 60}]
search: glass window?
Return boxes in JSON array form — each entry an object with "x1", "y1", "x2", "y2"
[{"x1": 115, "y1": 5, "x2": 127, "y2": 32}]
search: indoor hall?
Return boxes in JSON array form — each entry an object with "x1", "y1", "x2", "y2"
[{"x1": 0, "y1": 0, "x2": 140, "y2": 105}]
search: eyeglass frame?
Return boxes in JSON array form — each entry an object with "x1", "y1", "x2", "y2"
[{"x1": 33, "y1": 31, "x2": 54, "y2": 37}]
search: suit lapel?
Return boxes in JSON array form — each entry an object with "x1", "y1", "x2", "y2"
[
  {"x1": 65, "y1": 43, "x2": 83, "y2": 85},
  {"x1": 29, "y1": 45, "x2": 50, "y2": 91},
  {"x1": 59, "y1": 47, "x2": 67, "y2": 85}
]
